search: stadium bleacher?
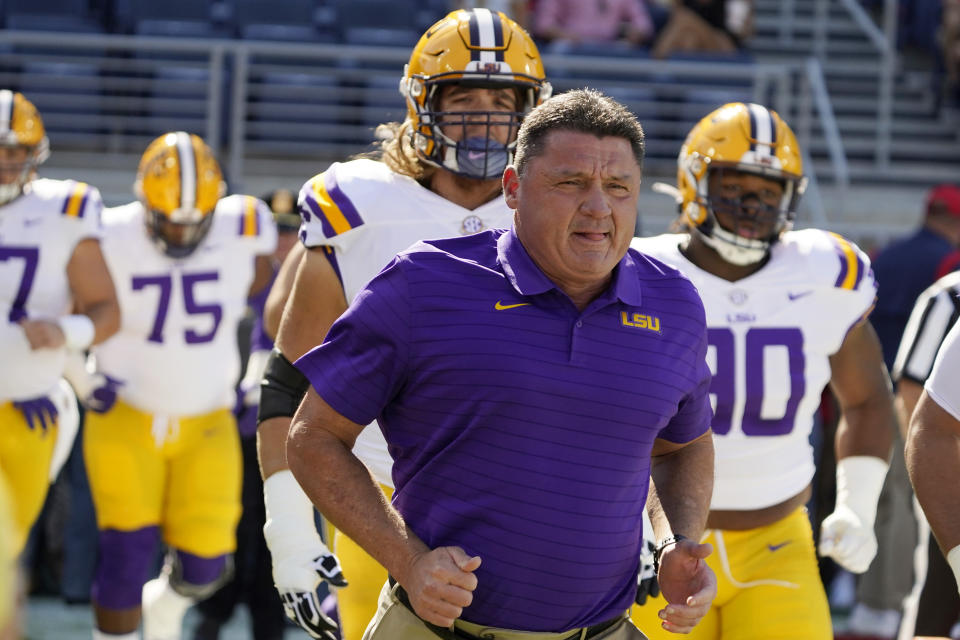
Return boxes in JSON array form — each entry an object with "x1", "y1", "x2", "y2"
[{"x1": 0, "y1": 0, "x2": 954, "y2": 236}]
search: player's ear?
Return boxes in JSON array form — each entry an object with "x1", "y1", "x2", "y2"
[{"x1": 503, "y1": 165, "x2": 520, "y2": 210}]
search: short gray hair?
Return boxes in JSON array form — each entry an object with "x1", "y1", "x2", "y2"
[{"x1": 513, "y1": 89, "x2": 645, "y2": 177}]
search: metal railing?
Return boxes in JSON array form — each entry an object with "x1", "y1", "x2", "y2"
[
  {"x1": 780, "y1": 0, "x2": 898, "y2": 169},
  {"x1": 0, "y1": 29, "x2": 842, "y2": 222}
]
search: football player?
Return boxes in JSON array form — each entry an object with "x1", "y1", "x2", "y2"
[
  {"x1": 894, "y1": 271, "x2": 960, "y2": 637},
  {"x1": 0, "y1": 90, "x2": 119, "y2": 556},
  {"x1": 906, "y1": 322, "x2": 960, "y2": 603},
  {"x1": 82, "y1": 132, "x2": 276, "y2": 640},
  {"x1": 630, "y1": 103, "x2": 896, "y2": 639},
  {"x1": 255, "y1": 9, "x2": 551, "y2": 640}
]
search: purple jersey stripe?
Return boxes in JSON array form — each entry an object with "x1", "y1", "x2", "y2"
[
  {"x1": 853, "y1": 251, "x2": 865, "y2": 290},
  {"x1": 76, "y1": 189, "x2": 90, "y2": 218},
  {"x1": 323, "y1": 171, "x2": 364, "y2": 231},
  {"x1": 304, "y1": 191, "x2": 335, "y2": 239},
  {"x1": 60, "y1": 180, "x2": 76, "y2": 214},
  {"x1": 834, "y1": 246, "x2": 850, "y2": 288}
]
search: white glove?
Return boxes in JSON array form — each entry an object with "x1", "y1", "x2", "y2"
[
  {"x1": 62, "y1": 351, "x2": 122, "y2": 414},
  {"x1": 264, "y1": 470, "x2": 347, "y2": 640},
  {"x1": 819, "y1": 455, "x2": 889, "y2": 573}
]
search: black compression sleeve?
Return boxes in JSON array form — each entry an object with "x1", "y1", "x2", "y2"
[{"x1": 257, "y1": 347, "x2": 311, "y2": 424}]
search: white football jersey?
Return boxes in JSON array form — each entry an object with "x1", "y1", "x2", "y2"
[
  {"x1": 0, "y1": 179, "x2": 103, "y2": 401},
  {"x1": 94, "y1": 195, "x2": 276, "y2": 417},
  {"x1": 632, "y1": 229, "x2": 877, "y2": 510},
  {"x1": 298, "y1": 159, "x2": 514, "y2": 488}
]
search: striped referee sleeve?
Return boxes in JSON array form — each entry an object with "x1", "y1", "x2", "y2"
[{"x1": 893, "y1": 274, "x2": 960, "y2": 384}]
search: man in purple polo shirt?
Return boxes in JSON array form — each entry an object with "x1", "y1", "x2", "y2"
[{"x1": 287, "y1": 89, "x2": 717, "y2": 640}]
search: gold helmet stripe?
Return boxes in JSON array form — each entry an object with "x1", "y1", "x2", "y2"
[
  {"x1": 175, "y1": 131, "x2": 197, "y2": 213},
  {"x1": 746, "y1": 103, "x2": 775, "y2": 157},
  {"x1": 0, "y1": 90, "x2": 12, "y2": 136}
]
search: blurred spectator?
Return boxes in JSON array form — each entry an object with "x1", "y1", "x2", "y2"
[
  {"x1": 651, "y1": 0, "x2": 752, "y2": 58},
  {"x1": 451, "y1": 0, "x2": 530, "y2": 27},
  {"x1": 192, "y1": 189, "x2": 301, "y2": 640},
  {"x1": 532, "y1": 0, "x2": 655, "y2": 52},
  {"x1": 871, "y1": 184, "x2": 960, "y2": 369},
  {"x1": 838, "y1": 183, "x2": 960, "y2": 640}
]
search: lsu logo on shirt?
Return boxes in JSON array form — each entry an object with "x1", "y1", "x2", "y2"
[{"x1": 620, "y1": 311, "x2": 661, "y2": 333}]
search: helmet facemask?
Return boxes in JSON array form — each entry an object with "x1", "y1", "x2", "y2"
[
  {"x1": 0, "y1": 90, "x2": 50, "y2": 206},
  {"x1": 404, "y1": 75, "x2": 538, "y2": 180},
  {"x1": 689, "y1": 164, "x2": 803, "y2": 266},
  {"x1": 678, "y1": 103, "x2": 808, "y2": 266},
  {"x1": 145, "y1": 206, "x2": 215, "y2": 259},
  {"x1": 0, "y1": 144, "x2": 41, "y2": 205}
]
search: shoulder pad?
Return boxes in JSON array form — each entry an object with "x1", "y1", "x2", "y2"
[{"x1": 298, "y1": 161, "x2": 392, "y2": 239}]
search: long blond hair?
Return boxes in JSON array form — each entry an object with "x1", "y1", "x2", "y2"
[{"x1": 360, "y1": 119, "x2": 437, "y2": 183}]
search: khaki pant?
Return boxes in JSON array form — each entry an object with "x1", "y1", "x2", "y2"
[{"x1": 362, "y1": 581, "x2": 648, "y2": 640}]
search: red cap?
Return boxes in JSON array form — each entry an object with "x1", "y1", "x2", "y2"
[{"x1": 926, "y1": 184, "x2": 960, "y2": 217}]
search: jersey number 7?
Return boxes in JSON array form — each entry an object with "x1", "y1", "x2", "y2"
[{"x1": 0, "y1": 246, "x2": 39, "y2": 323}]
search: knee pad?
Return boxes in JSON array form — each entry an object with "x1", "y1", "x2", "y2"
[
  {"x1": 92, "y1": 527, "x2": 160, "y2": 610},
  {"x1": 168, "y1": 550, "x2": 233, "y2": 600}
]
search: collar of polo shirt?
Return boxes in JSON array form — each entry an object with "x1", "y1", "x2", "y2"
[{"x1": 497, "y1": 229, "x2": 644, "y2": 306}]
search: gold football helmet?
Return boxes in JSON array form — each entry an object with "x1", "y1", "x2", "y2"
[
  {"x1": 135, "y1": 131, "x2": 225, "y2": 258},
  {"x1": 678, "y1": 102, "x2": 807, "y2": 265},
  {"x1": 399, "y1": 8, "x2": 551, "y2": 179},
  {"x1": 0, "y1": 91, "x2": 50, "y2": 205}
]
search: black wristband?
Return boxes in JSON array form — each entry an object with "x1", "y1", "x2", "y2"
[
  {"x1": 653, "y1": 534, "x2": 689, "y2": 575},
  {"x1": 257, "y1": 348, "x2": 310, "y2": 424}
]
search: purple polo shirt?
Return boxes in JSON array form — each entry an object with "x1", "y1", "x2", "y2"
[{"x1": 297, "y1": 228, "x2": 711, "y2": 632}]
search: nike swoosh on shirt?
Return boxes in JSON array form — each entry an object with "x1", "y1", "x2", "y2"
[
  {"x1": 494, "y1": 301, "x2": 530, "y2": 311},
  {"x1": 787, "y1": 291, "x2": 813, "y2": 301},
  {"x1": 767, "y1": 540, "x2": 792, "y2": 552}
]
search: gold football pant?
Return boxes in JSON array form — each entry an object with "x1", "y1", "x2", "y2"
[
  {"x1": 0, "y1": 401, "x2": 57, "y2": 555},
  {"x1": 84, "y1": 399, "x2": 241, "y2": 556},
  {"x1": 631, "y1": 507, "x2": 831, "y2": 640}
]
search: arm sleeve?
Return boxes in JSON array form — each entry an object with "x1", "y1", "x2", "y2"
[{"x1": 294, "y1": 256, "x2": 411, "y2": 426}]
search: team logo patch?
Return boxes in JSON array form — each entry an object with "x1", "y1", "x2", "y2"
[
  {"x1": 620, "y1": 312, "x2": 661, "y2": 333},
  {"x1": 728, "y1": 289, "x2": 749, "y2": 305},
  {"x1": 461, "y1": 215, "x2": 485, "y2": 235}
]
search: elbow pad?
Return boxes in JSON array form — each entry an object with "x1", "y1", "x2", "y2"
[{"x1": 257, "y1": 348, "x2": 310, "y2": 424}]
